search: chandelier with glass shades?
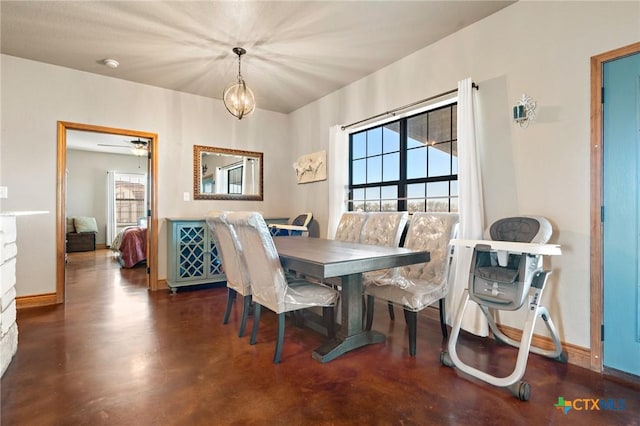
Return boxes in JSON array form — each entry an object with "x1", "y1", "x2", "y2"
[{"x1": 222, "y1": 47, "x2": 256, "y2": 119}]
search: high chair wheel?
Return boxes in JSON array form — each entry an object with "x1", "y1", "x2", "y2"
[
  {"x1": 510, "y1": 381, "x2": 530, "y2": 401},
  {"x1": 440, "y1": 351, "x2": 454, "y2": 367}
]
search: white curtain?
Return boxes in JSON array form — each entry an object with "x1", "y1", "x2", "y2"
[
  {"x1": 215, "y1": 167, "x2": 225, "y2": 194},
  {"x1": 327, "y1": 125, "x2": 349, "y2": 239},
  {"x1": 241, "y1": 158, "x2": 253, "y2": 195},
  {"x1": 446, "y1": 78, "x2": 488, "y2": 336},
  {"x1": 106, "y1": 170, "x2": 116, "y2": 247}
]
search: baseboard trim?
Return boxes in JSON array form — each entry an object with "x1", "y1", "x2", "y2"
[
  {"x1": 496, "y1": 324, "x2": 591, "y2": 370},
  {"x1": 96, "y1": 243, "x2": 107, "y2": 250},
  {"x1": 16, "y1": 293, "x2": 58, "y2": 309},
  {"x1": 420, "y1": 307, "x2": 591, "y2": 370},
  {"x1": 155, "y1": 279, "x2": 168, "y2": 291}
]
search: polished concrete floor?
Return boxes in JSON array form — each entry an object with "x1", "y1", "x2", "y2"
[{"x1": 2, "y1": 249, "x2": 639, "y2": 425}]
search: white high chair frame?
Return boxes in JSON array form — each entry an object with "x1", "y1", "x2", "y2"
[{"x1": 441, "y1": 236, "x2": 567, "y2": 401}]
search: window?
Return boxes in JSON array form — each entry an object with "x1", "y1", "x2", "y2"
[
  {"x1": 349, "y1": 103, "x2": 457, "y2": 213},
  {"x1": 114, "y1": 173, "x2": 146, "y2": 228},
  {"x1": 227, "y1": 165, "x2": 243, "y2": 194}
]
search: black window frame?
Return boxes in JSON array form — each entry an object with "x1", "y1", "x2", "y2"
[
  {"x1": 227, "y1": 165, "x2": 243, "y2": 194},
  {"x1": 348, "y1": 102, "x2": 458, "y2": 213}
]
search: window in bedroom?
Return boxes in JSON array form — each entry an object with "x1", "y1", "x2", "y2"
[
  {"x1": 114, "y1": 173, "x2": 146, "y2": 229},
  {"x1": 349, "y1": 102, "x2": 457, "y2": 213}
]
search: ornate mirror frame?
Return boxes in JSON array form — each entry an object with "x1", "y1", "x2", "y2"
[{"x1": 193, "y1": 145, "x2": 264, "y2": 201}]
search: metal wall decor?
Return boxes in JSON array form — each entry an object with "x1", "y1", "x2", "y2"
[{"x1": 513, "y1": 93, "x2": 536, "y2": 128}]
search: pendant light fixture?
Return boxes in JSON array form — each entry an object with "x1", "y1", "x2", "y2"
[{"x1": 223, "y1": 47, "x2": 256, "y2": 120}]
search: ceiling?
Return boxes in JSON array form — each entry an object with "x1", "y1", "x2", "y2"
[
  {"x1": 66, "y1": 130, "x2": 150, "y2": 156},
  {"x1": 1, "y1": 1, "x2": 514, "y2": 116}
]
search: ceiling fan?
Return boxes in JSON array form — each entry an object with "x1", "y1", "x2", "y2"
[{"x1": 97, "y1": 138, "x2": 149, "y2": 155}]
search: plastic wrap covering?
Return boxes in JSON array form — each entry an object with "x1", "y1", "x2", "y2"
[
  {"x1": 365, "y1": 212, "x2": 459, "y2": 311},
  {"x1": 359, "y1": 212, "x2": 408, "y2": 281},
  {"x1": 206, "y1": 213, "x2": 251, "y2": 295},
  {"x1": 334, "y1": 212, "x2": 368, "y2": 242},
  {"x1": 359, "y1": 212, "x2": 408, "y2": 247},
  {"x1": 225, "y1": 211, "x2": 338, "y2": 313}
]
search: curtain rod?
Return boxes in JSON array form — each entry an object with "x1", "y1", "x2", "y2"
[{"x1": 341, "y1": 82, "x2": 479, "y2": 131}]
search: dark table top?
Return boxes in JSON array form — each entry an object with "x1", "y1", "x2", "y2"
[{"x1": 274, "y1": 236, "x2": 430, "y2": 279}]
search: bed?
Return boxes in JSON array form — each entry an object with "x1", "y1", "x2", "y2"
[{"x1": 111, "y1": 226, "x2": 147, "y2": 268}]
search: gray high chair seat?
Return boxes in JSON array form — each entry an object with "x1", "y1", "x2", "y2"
[{"x1": 471, "y1": 216, "x2": 552, "y2": 310}]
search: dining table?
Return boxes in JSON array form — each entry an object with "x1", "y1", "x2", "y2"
[{"x1": 273, "y1": 236, "x2": 430, "y2": 363}]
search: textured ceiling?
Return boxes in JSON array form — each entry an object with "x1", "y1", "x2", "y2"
[{"x1": 1, "y1": 1, "x2": 513, "y2": 115}]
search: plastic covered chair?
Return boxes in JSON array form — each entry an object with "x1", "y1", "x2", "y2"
[
  {"x1": 364, "y1": 212, "x2": 459, "y2": 356},
  {"x1": 269, "y1": 212, "x2": 313, "y2": 237},
  {"x1": 206, "y1": 213, "x2": 253, "y2": 337},
  {"x1": 358, "y1": 212, "x2": 408, "y2": 247},
  {"x1": 225, "y1": 211, "x2": 339, "y2": 364},
  {"x1": 334, "y1": 212, "x2": 368, "y2": 242},
  {"x1": 360, "y1": 211, "x2": 409, "y2": 321}
]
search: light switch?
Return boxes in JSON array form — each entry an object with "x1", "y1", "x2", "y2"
[
  {"x1": 183, "y1": 192, "x2": 190, "y2": 201},
  {"x1": 0, "y1": 186, "x2": 7, "y2": 199}
]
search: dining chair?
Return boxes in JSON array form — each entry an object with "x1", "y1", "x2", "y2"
[
  {"x1": 206, "y1": 212, "x2": 253, "y2": 338},
  {"x1": 359, "y1": 211, "x2": 409, "y2": 321},
  {"x1": 358, "y1": 211, "x2": 408, "y2": 247},
  {"x1": 323, "y1": 211, "x2": 370, "y2": 290},
  {"x1": 364, "y1": 212, "x2": 459, "y2": 356},
  {"x1": 334, "y1": 211, "x2": 369, "y2": 242},
  {"x1": 225, "y1": 211, "x2": 339, "y2": 364}
]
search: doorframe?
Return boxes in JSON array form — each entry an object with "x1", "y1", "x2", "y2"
[
  {"x1": 590, "y1": 41, "x2": 640, "y2": 372},
  {"x1": 56, "y1": 121, "x2": 160, "y2": 303}
]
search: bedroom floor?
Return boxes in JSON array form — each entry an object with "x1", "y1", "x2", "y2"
[{"x1": 2, "y1": 249, "x2": 639, "y2": 425}]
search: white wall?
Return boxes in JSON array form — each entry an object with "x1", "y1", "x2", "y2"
[
  {"x1": 67, "y1": 150, "x2": 144, "y2": 245},
  {"x1": 2, "y1": 1, "x2": 639, "y2": 350},
  {"x1": 288, "y1": 1, "x2": 640, "y2": 349},
  {"x1": 0, "y1": 56, "x2": 3, "y2": 212},
  {"x1": 1, "y1": 55, "x2": 293, "y2": 297}
]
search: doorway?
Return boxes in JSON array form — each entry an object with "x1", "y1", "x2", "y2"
[
  {"x1": 590, "y1": 41, "x2": 640, "y2": 375},
  {"x1": 56, "y1": 122, "x2": 159, "y2": 303}
]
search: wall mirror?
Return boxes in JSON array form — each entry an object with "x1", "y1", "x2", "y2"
[{"x1": 193, "y1": 145, "x2": 263, "y2": 200}]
